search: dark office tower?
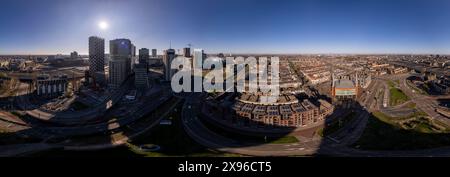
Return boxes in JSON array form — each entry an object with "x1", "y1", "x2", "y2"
[
  {"x1": 139, "y1": 48, "x2": 150, "y2": 72},
  {"x1": 152, "y1": 49, "x2": 157, "y2": 57},
  {"x1": 163, "y1": 48, "x2": 176, "y2": 81},
  {"x1": 183, "y1": 47, "x2": 191, "y2": 58},
  {"x1": 132, "y1": 44, "x2": 136, "y2": 57},
  {"x1": 134, "y1": 63, "x2": 149, "y2": 90},
  {"x1": 109, "y1": 39, "x2": 132, "y2": 89},
  {"x1": 130, "y1": 43, "x2": 136, "y2": 72},
  {"x1": 88, "y1": 36, "x2": 105, "y2": 75},
  {"x1": 139, "y1": 48, "x2": 149, "y2": 64}
]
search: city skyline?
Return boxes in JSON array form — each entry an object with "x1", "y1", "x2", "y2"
[{"x1": 1, "y1": 0, "x2": 450, "y2": 55}]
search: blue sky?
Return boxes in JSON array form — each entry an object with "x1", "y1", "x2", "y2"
[{"x1": 1, "y1": 0, "x2": 450, "y2": 54}]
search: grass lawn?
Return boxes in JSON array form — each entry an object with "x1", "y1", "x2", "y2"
[
  {"x1": 353, "y1": 111, "x2": 450, "y2": 150},
  {"x1": 372, "y1": 110, "x2": 427, "y2": 122},
  {"x1": 406, "y1": 102, "x2": 416, "y2": 109},
  {"x1": 268, "y1": 136, "x2": 299, "y2": 144},
  {"x1": 389, "y1": 85, "x2": 410, "y2": 106},
  {"x1": 414, "y1": 122, "x2": 435, "y2": 133}
]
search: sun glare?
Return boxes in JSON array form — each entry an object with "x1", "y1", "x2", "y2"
[{"x1": 98, "y1": 21, "x2": 109, "y2": 30}]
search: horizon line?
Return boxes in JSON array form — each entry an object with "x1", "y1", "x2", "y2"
[{"x1": 1, "y1": 52, "x2": 450, "y2": 56}]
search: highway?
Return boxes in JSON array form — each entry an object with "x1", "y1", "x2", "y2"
[
  {"x1": 24, "y1": 85, "x2": 171, "y2": 138},
  {"x1": 0, "y1": 78, "x2": 179, "y2": 156}
]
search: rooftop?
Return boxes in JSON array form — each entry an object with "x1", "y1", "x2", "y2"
[{"x1": 334, "y1": 79, "x2": 355, "y2": 89}]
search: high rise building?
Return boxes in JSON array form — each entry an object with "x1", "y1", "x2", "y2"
[
  {"x1": 163, "y1": 48, "x2": 176, "y2": 81},
  {"x1": 152, "y1": 49, "x2": 157, "y2": 57},
  {"x1": 132, "y1": 44, "x2": 136, "y2": 57},
  {"x1": 88, "y1": 36, "x2": 105, "y2": 78},
  {"x1": 183, "y1": 47, "x2": 191, "y2": 58},
  {"x1": 130, "y1": 43, "x2": 136, "y2": 73},
  {"x1": 134, "y1": 63, "x2": 149, "y2": 90},
  {"x1": 139, "y1": 48, "x2": 149, "y2": 65},
  {"x1": 109, "y1": 39, "x2": 132, "y2": 89},
  {"x1": 193, "y1": 48, "x2": 204, "y2": 69},
  {"x1": 139, "y1": 48, "x2": 150, "y2": 72}
]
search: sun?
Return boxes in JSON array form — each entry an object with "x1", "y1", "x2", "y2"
[{"x1": 98, "y1": 21, "x2": 109, "y2": 30}]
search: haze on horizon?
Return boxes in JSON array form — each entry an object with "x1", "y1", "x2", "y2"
[{"x1": 1, "y1": 0, "x2": 450, "y2": 55}]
